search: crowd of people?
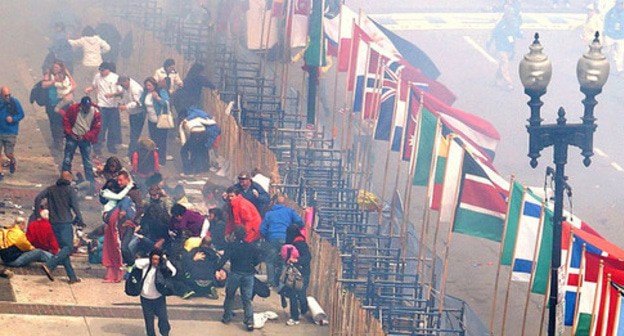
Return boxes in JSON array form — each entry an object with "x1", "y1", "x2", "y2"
[{"x1": 0, "y1": 20, "x2": 315, "y2": 335}]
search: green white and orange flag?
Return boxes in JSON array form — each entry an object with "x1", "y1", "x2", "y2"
[{"x1": 428, "y1": 134, "x2": 449, "y2": 210}]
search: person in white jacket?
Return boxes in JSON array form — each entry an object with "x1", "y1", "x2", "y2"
[
  {"x1": 179, "y1": 111, "x2": 217, "y2": 176},
  {"x1": 69, "y1": 26, "x2": 111, "y2": 88},
  {"x1": 153, "y1": 59, "x2": 183, "y2": 96},
  {"x1": 135, "y1": 249, "x2": 176, "y2": 336},
  {"x1": 117, "y1": 75, "x2": 145, "y2": 157}
]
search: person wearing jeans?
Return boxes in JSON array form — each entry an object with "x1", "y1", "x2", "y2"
[
  {"x1": 0, "y1": 218, "x2": 52, "y2": 267},
  {"x1": 60, "y1": 96, "x2": 101, "y2": 192},
  {"x1": 140, "y1": 77, "x2": 170, "y2": 165},
  {"x1": 35, "y1": 171, "x2": 85, "y2": 284},
  {"x1": 117, "y1": 75, "x2": 144, "y2": 158},
  {"x1": 84, "y1": 62, "x2": 121, "y2": 155},
  {"x1": 216, "y1": 226, "x2": 260, "y2": 331}
]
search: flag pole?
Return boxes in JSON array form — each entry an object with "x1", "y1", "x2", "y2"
[
  {"x1": 538, "y1": 266, "x2": 552, "y2": 336},
  {"x1": 260, "y1": 7, "x2": 273, "y2": 81},
  {"x1": 488, "y1": 174, "x2": 516, "y2": 335},
  {"x1": 600, "y1": 273, "x2": 612, "y2": 336},
  {"x1": 438, "y1": 140, "x2": 465, "y2": 314},
  {"x1": 385, "y1": 81, "x2": 414, "y2": 249},
  {"x1": 331, "y1": 1, "x2": 345, "y2": 140},
  {"x1": 398, "y1": 90, "x2": 424, "y2": 262},
  {"x1": 357, "y1": 54, "x2": 385, "y2": 192},
  {"x1": 341, "y1": 19, "x2": 357, "y2": 154},
  {"x1": 572, "y1": 242, "x2": 586, "y2": 334},
  {"x1": 377, "y1": 63, "x2": 400, "y2": 226},
  {"x1": 521, "y1": 200, "x2": 546, "y2": 336},
  {"x1": 423, "y1": 125, "x2": 445, "y2": 301},
  {"x1": 500, "y1": 188, "x2": 528, "y2": 335},
  {"x1": 588, "y1": 260, "x2": 605, "y2": 334}
]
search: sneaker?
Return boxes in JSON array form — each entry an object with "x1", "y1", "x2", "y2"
[
  {"x1": 68, "y1": 278, "x2": 82, "y2": 284},
  {"x1": 286, "y1": 319, "x2": 300, "y2": 326},
  {"x1": 166, "y1": 155, "x2": 174, "y2": 161},
  {"x1": 8, "y1": 160, "x2": 15, "y2": 174},
  {"x1": 0, "y1": 269, "x2": 14, "y2": 279},
  {"x1": 41, "y1": 265, "x2": 54, "y2": 281},
  {"x1": 206, "y1": 286, "x2": 219, "y2": 299},
  {"x1": 182, "y1": 290, "x2": 195, "y2": 299},
  {"x1": 246, "y1": 323, "x2": 254, "y2": 331},
  {"x1": 221, "y1": 317, "x2": 231, "y2": 325},
  {"x1": 0, "y1": 173, "x2": 4, "y2": 181}
]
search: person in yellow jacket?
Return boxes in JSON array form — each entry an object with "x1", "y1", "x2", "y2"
[{"x1": 0, "y1": 217, "x2": 52, "y2": 267}]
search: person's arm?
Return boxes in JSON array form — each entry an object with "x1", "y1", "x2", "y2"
[
  {"x1": 34, "y1": 189, "x2": 48, "y2": 217},
  {"x1": 11, "y1": 99, "x2": 25, "y2": 124},
  {"x1": 259, "y1": 213, "x2": 269, "y2": 238},
  {"x1": 67, "y1": 38, "x2": 80, "y2": 48},
  {"x1": 69, "y1": 188, "x2": 84, "y2": 225},
  {"x1": 126, "y1": 83, "x2": 143, "y2": 110},
  {"x1": 62, "y1": 108, "x2": 73, "y2": 136},
  {"x1": 291, "y1": 209, "x2": 304, "y2": 227},
  {"x1": 100, "y1": 183, "x2": 132, "y2": 201},
  {"x1": 13, "y1": 232, "x2": 35, "y2": 252},
  {"x1": 99, "y1": 37, "x2": 111, "y2": 54},
  {"x1": 165, "y1": 259, "x2": 177, "y2": 277}
]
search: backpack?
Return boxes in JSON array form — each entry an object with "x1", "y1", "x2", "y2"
[
  {"x1": 125, "y1": 265, "x2": 150, "y2": 297},
  {"x1": 29, "y1": 81, "x2": 49, "y2": 107},
  {"x1": 279, "y1": 263, "x2": 304, "y2": 291}
]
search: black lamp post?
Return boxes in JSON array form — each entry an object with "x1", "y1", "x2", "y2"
[{"x1": 518, "y1": 32, "x2": 609, "y2": 336}]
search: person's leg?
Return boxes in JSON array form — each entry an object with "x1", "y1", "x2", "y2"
[
  {"x1": 140, "y1": 296, "x2": 157, "y2": 336},
  {"x1": 108, "y1": 107, "x2": 122, "y2": 152},
  {"x1": 155, "y1": 296, "x2": 171, "y2": 336},
  {"x1": 159, "y1": 129, "x2": 169, "y2": 162},
  {"x1": 61, "y1": 137, "x2": 78, "y2": 173},
  {"x1": 128, "y1": 112, "x2": 145, "y2": 157},
  {"x1": 222, "y1": 271, "x2": 241, "y2": 322},
  {"x1": 1, "y1": 135, "x2": 16, "y2": 174},
  {"x1": 6, "y1": 249, "x2": 53, "y2": 267},
  {"x1": 180, "y1": 140, "x2": 192, "y2": 174},
  {"x1": 289, "y1": 291, "x2": 300, "y2": 321},
  {"x1": 48, "y1": 223, "x2": 78, "y2": 281},
  {"x1": 96, "y1": 108, "x2": 110, "y2": 155},
  {"x1": 240, "y1": 273, "x2": 255, "y2": 326},
  {"x1": 46, "y1": 104, "x2": 64, "y2": 150},
  {"x1": 77, "y1": 141, "x2": 95, "y2": 184}
]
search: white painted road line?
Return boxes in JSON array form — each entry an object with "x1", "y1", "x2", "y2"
[
  {"x1": 594, "y1": 147, "x2": 607, "y2": 158},
  {"x1": 611, "y1": 162, "x2": 624, "y2": 172},
  {"x1": 463, "y1": 36, "x2": 497, "y2": 64}
]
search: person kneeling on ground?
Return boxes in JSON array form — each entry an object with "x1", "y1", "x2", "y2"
[{"x1": 178, "y1": 236, "x2": 224, "y2": 299}]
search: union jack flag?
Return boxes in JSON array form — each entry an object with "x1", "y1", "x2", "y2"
[{"x1": 373, "y1": 58, "x2": 403, "y2": 141}]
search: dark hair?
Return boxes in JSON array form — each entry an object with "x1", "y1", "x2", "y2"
[
  {"x1": 208, "y1": 208, "x2": 225, "y2": 221},
  {"x1": 145, "y1": 173, "x2": 163, "y2": 189},
  {"x1": 233, "y1": 225, "x2": 247, "y2": 241},
  {"x1": 82, "y1": 26, "x2": 96, "y2": 37},
  {"x1": 103, "y1": 156, "x2": 123, "y2": 178},
  {"x1": 144, "y1": 77, "x2": 158, "y2": 90},
  {"x1": 171, "y1": 203, "x2": 187, "y2": 217},
  {"x1": 286, "y1": 224, "x2": 304, "y2": 244},
  {"x1": 149, "y1": 248, "x2": 163, "y2": 259},
  {"x1": 226, "y1": 186, "x2": 238, "y2": 195},
  {"x1": 163, "y1": 58, "x2": 175, "y2": 68}
]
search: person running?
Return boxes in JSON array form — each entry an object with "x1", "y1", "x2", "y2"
[
  {"x1": 35, "y1": 171, "x2": 85, "y2": 284},
  {"x1": 217, "y1": 225, "x2": 260, "y2": 331},
  {"x1": 135, "y1": 249, "x2": 176, "y2": 336},
  {"x1": 0, "y1": 86, "x2": 24, "y2": 180}
]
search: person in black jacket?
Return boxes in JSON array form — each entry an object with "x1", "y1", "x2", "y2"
[
  {"x1": 34, "y1": 171, "x2": 84, "y2": 283},
  {"x1": 208, "y1": 208, "x2": 227, "y2": 251},
  {"x1": 172, "y1": 62, "x2": 215, "y2": 121},
  {"x1": 283, "y1": 224, "x2": 311, "y2": 326},
  {"x1": 216, "y1": 225, "x2": 260, "y2": 331},
  {"x1": 135, "y1": 185, "x2": 172, "y2": 256}
]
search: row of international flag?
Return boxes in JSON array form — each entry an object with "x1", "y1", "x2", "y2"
[
  {"x1": 249, "y1": 1, "x2": 624, "y2": 333},
  {"x1": 320, "y1": 3, "x2": 624, "y2": 335}
]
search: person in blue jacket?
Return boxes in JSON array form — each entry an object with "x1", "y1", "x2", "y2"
[
  {"x1": 0, "y1": 86, "x2": 25, "y2": 180},
  {"x1": 260, "y1": 195, "x2": 304, "y2": 287}
]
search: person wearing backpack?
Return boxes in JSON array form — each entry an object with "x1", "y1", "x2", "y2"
[
  {"x1": 283, "y1": 224, "x2": 311, "y2": 326},
  {"x1": 135, "y1": 249, "x2": 177, "y2": 336}
]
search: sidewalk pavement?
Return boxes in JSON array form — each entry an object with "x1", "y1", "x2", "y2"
[{"x1": 0, "y1": 255, "x2": 329, "y2": 336}]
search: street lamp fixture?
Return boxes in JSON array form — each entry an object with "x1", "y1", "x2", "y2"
[{"x1": 518, "y1": 32, "x2": 609, "y2": 336}]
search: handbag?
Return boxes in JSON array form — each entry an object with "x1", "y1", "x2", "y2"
[
  {"x1": 279, "y1": 263, "x2": 304, "y2": 291},
  {"x1": 125, "y1": 265, "x2": 149, "y2": 297},
  {"x1": 156, "y1": 102, "x2": 174, "y2": 129},
  {"x1": 253, "y1": 275, "x2": 271, "y2": 298}
]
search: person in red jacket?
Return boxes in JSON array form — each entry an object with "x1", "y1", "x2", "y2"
[
  {"x1": 225, "y1": 187, "x2": 261, "y2": 243},
  {"x1": 61, "y1": 96, "x2": 101, "y2": 192},
  {"x1": 26, "y1": 209, "x2": 60, "y2": 255}
]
